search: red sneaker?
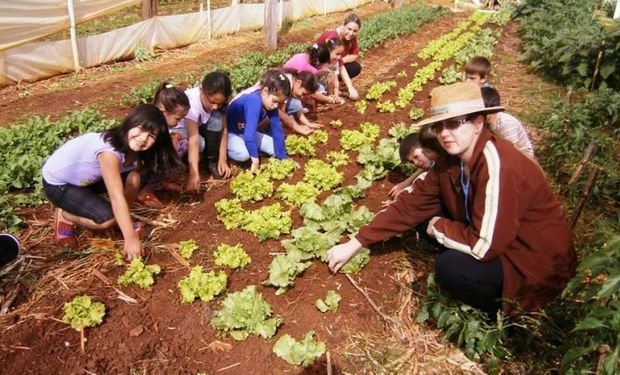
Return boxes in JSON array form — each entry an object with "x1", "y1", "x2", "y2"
[{"x1": 54, "y1": 209, "x2": 77, "y2": 248}]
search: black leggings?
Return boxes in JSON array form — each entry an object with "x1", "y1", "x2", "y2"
[
  {"x1": 434, "y1": 250, "x2": 504, "y2": 315},
  {"x1": 344, "y1": 61, "x2": 362, "y2": 79}
]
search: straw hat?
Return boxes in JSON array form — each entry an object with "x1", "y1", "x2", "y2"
[{"x1": 417, "y1": 82, "x2": 504, "y2": 126}]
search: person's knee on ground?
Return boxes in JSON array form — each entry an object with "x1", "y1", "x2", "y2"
[{"x1": 434, "y1": 250, "x2": 503, "y2": 315}]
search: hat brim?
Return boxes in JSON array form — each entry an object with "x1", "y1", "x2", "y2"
[{"x1": 416, "y1": 106, "x2": 505, "y2": 127}]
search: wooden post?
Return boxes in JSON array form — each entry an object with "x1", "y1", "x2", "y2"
[
  {"x1": 570, "y1": 165, "x2": 600, "y2": 229},
  {"x1": 66, "y1": 0, "x2": 81, "y2": 72},
  {"x1": 142, "y1": 0, "x2": 158, "y2": 19},
  {"x1": 392, "y1": 0, "x2": 403, "y2": 8},
  {"x1": 568, "y1": 142, "x2": 597, "y2": 185},
  {"x1": 264, "y1": 0, "x2": 278, "y2": 51}
]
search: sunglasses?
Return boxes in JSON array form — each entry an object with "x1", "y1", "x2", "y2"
[{"x1": 430, "y1": 116, "x2": 470, "y2": 134}]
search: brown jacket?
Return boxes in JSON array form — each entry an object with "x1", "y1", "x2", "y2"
[{"x1": 357, "y1": 129, "x2": 576, "y2": 313}]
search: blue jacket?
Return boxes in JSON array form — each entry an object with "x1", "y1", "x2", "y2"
[{"x1": 226, "y1": 90, "x2": 287, "y2": 159}]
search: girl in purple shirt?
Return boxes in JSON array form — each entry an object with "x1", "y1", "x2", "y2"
[{"x1": 42, "y1": 104, "x2": 181, "y2": 258}]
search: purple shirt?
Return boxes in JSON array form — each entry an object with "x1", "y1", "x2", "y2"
[{"x1": 42, "y1": 132, "x2": 134, "y2": 186}]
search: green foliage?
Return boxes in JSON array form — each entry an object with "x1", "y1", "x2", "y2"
[
  {"x1": 285, "y1": 135, "x2": 316, "y2": 156},
  {"x1": 230, "y1": 171, "x2": 273, "y2": 202},
  {"x1": 357, "y1": 138, "x2": 402, "y2": 181},
  {"x1": 561, "y1": 232, "x2": 620, "y2": 374},
  {"x1": 308, "y1": 129, "x2": 328, "y2": 145},
  {"x1": 409, "y1": 107, "x2": 425, "y2": 121},
  {"x1": 365, "y1": 81, "x2": 397, "y2": 101},
  {"x1": 62, "y1": 295, "x2": 106, "y2": 331},
  {"x1": 260, "y1": 158, "x2": 296, "y2": 180},
  {"x1": 518, "y1": 0, "x2": 620, "y2": 90},
  {"x1": 214, "y1": 243, "x2": 251, "y2": 270},
  {"x1": 388, "y1": 122, "x2": 416, "y2": 140},
  {"x1": 303, "y1": 160, "x2": 343, "y2": 191},
  {"x1": 242, "y1": 203, "x2": 292, "y2": 241},
  {"x1": 178, "y1": 239, "x2": 199, "y2": 259},
  {"x1": 340, "y1": 122, "x2": 380, "y2": 151},
  {"x1": 281, "y1": 226, "x2": 339, "y2": 262},
  {"x1": 300, "y1": 194, "x2": 374, "y2": 236},
  {"x1": 329, "y1": 119, "x2": 343, "y2": 127},
  {"x1": 133, "y1": 45, "x2": 153, "y2": 62},
  {"x1": 535, "y1": 88, "x2": 620, "y2": 206},
  {"x1": 117, "y1": 258, "x2": 161, "y2": 288},
  {"x1": 376, "y1": 100, "x2": 396, "y2": 113},
  {"x1": 315, "y1": 290, "x2": 341, "y2": 313},
  {"x1": 263, "y1": 253, "x2": 311, "y2": 295},
  {"x1": 214, "y1": 198, "x2": 245, "y2": 229},
  {"x1": 272, "y1": 331, "x2": 326, "y2": 366},
  {"x1": 417, "y1": 274, "x2": 512, "y2": 365},
  {"x1": 340, "y1": 248, "x2": 370, "y2": 274},
  {"x1": 358, "y1": 4, "x2": 449, "y2": 52},
  {"x1": 277, "y1": 182, "x2": 319, "y2": 207},
  {"x1": 354, "y1": 100, "x2": 367, "y2": 114},
  {"x1": 178, "y1": 266, "x2": 227, "y2": 303},
  {"x1": 211, "y1": 285, "x2": 282, "y2": 341},
  {"x1": 326, "y1": 150, "x2": 349, "y2": 167},
  {"x1": 123, "y1": 79, "x2": 162, "y2": 106}
]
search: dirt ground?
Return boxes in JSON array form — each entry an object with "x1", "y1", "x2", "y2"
[{"x1": 0, "y1": 3, "x2": 545, "y2": 374}]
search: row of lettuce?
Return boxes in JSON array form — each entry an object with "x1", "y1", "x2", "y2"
[{"x1": 0, "y1": 3, "x2": 448, "y2": 232}]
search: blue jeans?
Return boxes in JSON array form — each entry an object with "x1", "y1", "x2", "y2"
[
  {"x1": 43, "y1": 177, "x2": 116, "y2": 224},
  {"x1": 285, "y1": 98, "x2": 303, "y2": 115},
  {"x1": 227, "y1": 132, "x2": 275, "y2": 161}
]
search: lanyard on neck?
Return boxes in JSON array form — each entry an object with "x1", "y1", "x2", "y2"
[{"x1": 460, "y1": 160, "x2": 471, "y2": 224}]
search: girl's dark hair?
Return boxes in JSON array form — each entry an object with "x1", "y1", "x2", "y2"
[
  {"x1": 419, "y1": 125, "x2": 443, "y2": 154},
  {"x1": 201, "y1": 71, "x2": 232, "y2": 99},
  {"x1": 153, "y1": 82, "x2": 190, "y2": 113},
  {"x1": 104, "y1": 104, "x2": 183, "y2": 175},
  {"x1": 307, "y1": 38, "x2": 344, "y2": 67},
  {"x1": 480, "y1": 86, "x2": 501, "y2": 107},
  {"x1": 281, "y1": 68, "x2": 319, "y2": 94},
  {"x1": 344, "y1": 13, "x2": 361, "y2": 28},
  {"x1": 259, "y1": 69, "x2": 292, "y2": 97},
  {"x1": 399, "y1": 133, "x2": 420, "y2": 163}
]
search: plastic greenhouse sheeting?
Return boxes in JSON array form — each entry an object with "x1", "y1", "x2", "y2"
[{"x1": 0, "y1": 0, "x2": 370, "y2": 87}]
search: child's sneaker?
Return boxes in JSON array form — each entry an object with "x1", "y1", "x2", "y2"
[{"x1": 54, "y1": 209, "x2": 77, "y2": 248}]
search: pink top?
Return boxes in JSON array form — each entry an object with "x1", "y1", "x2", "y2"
[{"x1": 283, "y1": 53, "x2": 318, "y2": 75}]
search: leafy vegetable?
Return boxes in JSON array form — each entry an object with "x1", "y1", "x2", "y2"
[
  {"x1": 211, "y1": 285, "x2": 282, "y2": 341},
  {"x1": 214, "y1": 243, "x2": 251, "y2": 269},
  {"x1": 272, "y1": 331, "x2": 326, "y2": 366},
  {"x1": 340, "y1": 122, "x2": 380, "y2": 151},
  {"x1": 376, "y1": 100, "x2": 396, "y2": 113},
  {"x1": 214, "y1": 198, "x2": 246, "y2": 229},
  {"x1": 329, "y1": 119, "x2": 343, "y2": 127},
  {"x1": 178, "y1": 239, "x2": 199, "y2": 259},
  {"x1": 327, "y1": 150, "x2": 349, "y2": 167},
  {"x1": 340, "y1": 248, "x2": 371, "y2": 274},
  {"x1": 260, "y1": 158, "x2": 297, "y2": 180},
  {"x1": 388, "y1": 122, "x2": 416, "y2": 140},
  {"x1": 365, "y1": 80, "x2": 397, "y2": 100},
  {"x1": 355, "y1": 100, "x2": 367, "y2": 114},
  {"x1": 117, "y1": 258, "x2": 161, "y2": 288},
  {"x1": 178, "y1": 266, "x2": 227, "y2": 303},
  {"x1": 263, "y1": 254, "x2": 311, "y2": 295},
  {"x1": 303, "y1": 159, "x2": 343, "y2": 191},
  {"x1": 242, "y1": 203, "x2": 292, "y2": 241},
  {"x1": 308, "y1": 129, "x2": 328, "y2": 145},
  {"x1": 285, "y1": 135, "x2": 316, "y2": 156},
  {"x1": 409, "y1": 107, "x2": 425, "y2": 121},
  {"x1": 62, "y1": 295, "x2": 106, "y2": 331},
  {"x1": 230, "y1": 171, "x2": 273, "y2": 202},
  {"x1": 315, "y1": 290, "x2": 342, "y2": 313},
  {"x1": 277, "y1": 182, "x2": 320, "y2": 207},
  {"x1": 357, "y1": 138, "x2": 402, "y2": 181},
  {"x1": 281, "y1": 226, "x2": 339, "y2": 262}
]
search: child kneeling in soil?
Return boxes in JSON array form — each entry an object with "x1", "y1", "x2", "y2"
[
  {"x1": 138, "y1": 82, "x2": 190, "y2": 208},
  {"x1": 226, "y1": 69, "x2": 291, "y2": 173},
  {"x1": 284, "y1": 39, "x2": 346, "y2": 107},
  {"x1": 42, "y1": 104, "x2": 182, "y2": 258},
  {"x1": 172, "y1": 72, "x2": 233, "y2": 191},
  {"x1": 388, "y1": 125, "x2": 443, "y2": 201}
]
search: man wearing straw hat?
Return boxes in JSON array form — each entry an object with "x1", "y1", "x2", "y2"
[{"x1": 327, "y1": 82, "x2": 576, "y2": 315}]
